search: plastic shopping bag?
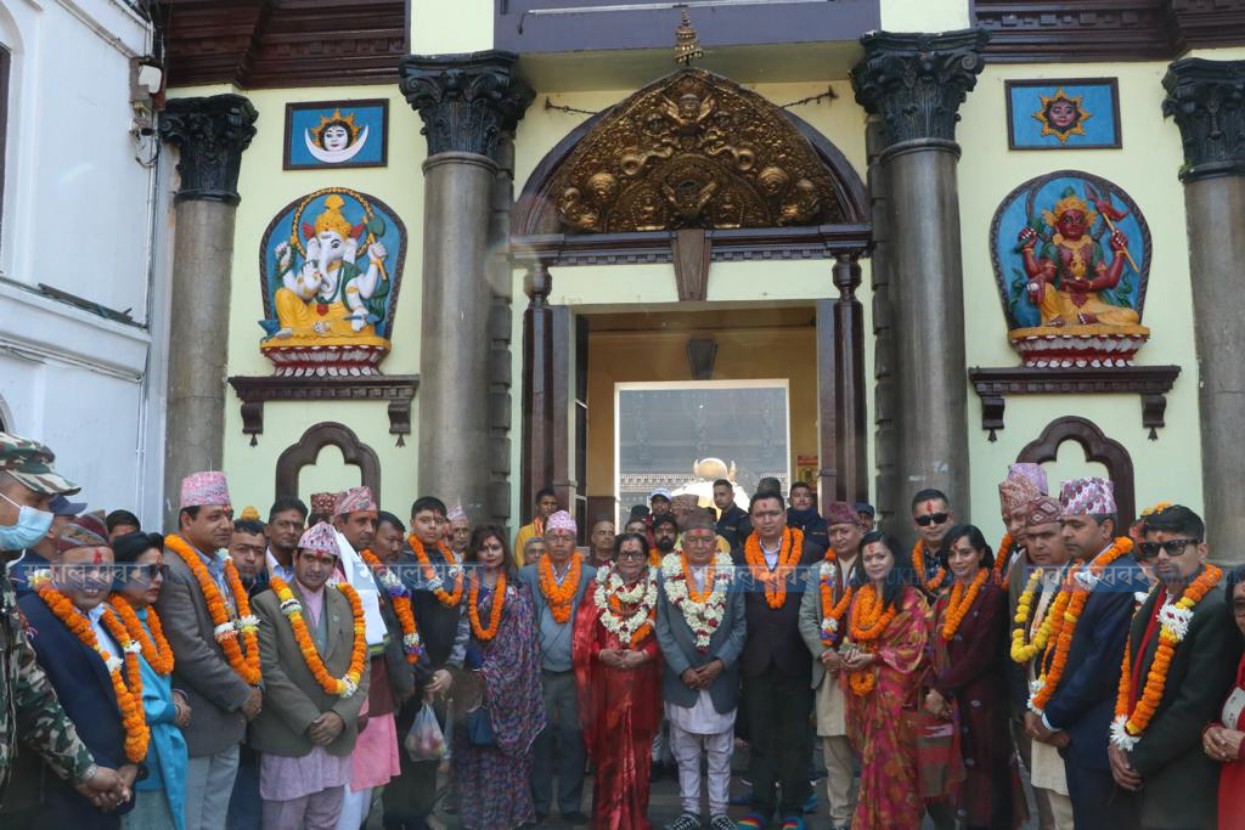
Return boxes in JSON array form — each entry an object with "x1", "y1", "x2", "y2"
[{"x1": 404, "y1": 702, "x2": 448, "y2": 762}]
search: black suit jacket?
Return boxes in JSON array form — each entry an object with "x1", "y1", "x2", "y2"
[
  {"x1": 18, "y1": 593, "x2": 135, "y2": 828},
  {"x1": 1127, "y1": 578, "x2": 1239, "y2": 829},
  {"x1": 716, "y1": 506, "x2": 751, "y2": 551},
  {"x1": 731, "y1": 533, "x2": 821, "y2": 679}
]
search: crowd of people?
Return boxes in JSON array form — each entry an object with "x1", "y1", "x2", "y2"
[{"x1": 1, "y1": 429, "x2": 1245, "y2": 830}]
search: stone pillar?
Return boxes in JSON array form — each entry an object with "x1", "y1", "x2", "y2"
[
  {"x1": 1162, "y1": 59, "x2": 1245, "y2": 558},
  {"x1": 158, "y1": 94, "x2": 257, "y2": 527},
  {"x1": 853, "y1": 29, "x2": 988, "y2": 521},
  {"x1": 399, "y1": 51, "x2": 533, "y2": 519}
]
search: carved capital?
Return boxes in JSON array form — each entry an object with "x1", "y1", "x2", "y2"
[
  {"x1": 852, "y1": 29, "x2": 990, "y2": 155},
  {"x1": 159, "y1": 94, "x2": 258, "y2": 205},
  {"x1": 399, "y1": 50, "x2": 534, "y2": 161},
  {"x1": 1162, "y1": 58, "x2": 1245, "y2": 183}
]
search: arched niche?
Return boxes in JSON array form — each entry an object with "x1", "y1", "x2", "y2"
[
  {"x1": 275, "y1": 422, "x2": 381, "y2": 505},
  {"x1": 1017, "y1": 415, "x2": 1136, "y2": 530},
  {"x1": 513, "y1": 68, "x2": 870, "y2": 261}
]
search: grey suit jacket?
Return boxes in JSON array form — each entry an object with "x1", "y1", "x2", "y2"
[
  {"x1": 655, "y1": 568, "x2": 747, "y2": 713},
  {"x1": 249, "y1": 583, "x2": 370, "y2": 758},
  {"x1": 155, "y1": 546, "x2": 254, "y2": 756},
  {"x1": 798, "y1": 557, "x2": 845, "y2": 691},
  {"x1": 517, "y1": 560, "x2": 597, "y2": 619}
]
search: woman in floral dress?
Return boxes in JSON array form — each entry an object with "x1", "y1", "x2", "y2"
[
  {"x1": 573, "y1": 532, "x2": 663, "y2": 830},
  {"x1": 453, "y1": 525, "x2": 546, "y2": 830},
  {"x1": 841, "y1": 530, "x2": 930, "y2": 830}
]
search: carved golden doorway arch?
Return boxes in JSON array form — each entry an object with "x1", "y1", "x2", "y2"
[{"x1": 513, "y1": 67, "x2": 870, "y2": 256}]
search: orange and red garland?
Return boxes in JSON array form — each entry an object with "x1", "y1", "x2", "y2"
[{"x1": 743, "y1": 527, "x2": 805, "y2": 609}]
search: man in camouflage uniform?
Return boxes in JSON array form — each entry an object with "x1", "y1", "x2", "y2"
[{"x1": 0, "y1": 432, "x2": 127, "y2": 816}]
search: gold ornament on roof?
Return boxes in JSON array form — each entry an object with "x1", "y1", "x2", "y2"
[{"x1": 674, "y1": 10, "x2": 703, "y2": 66}]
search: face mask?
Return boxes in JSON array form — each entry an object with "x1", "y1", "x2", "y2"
[{"x1": 0, "y1": 492, "x2": 54, "y2": 552}]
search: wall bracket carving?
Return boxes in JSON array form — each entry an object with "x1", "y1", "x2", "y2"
[
  {"x1": 227, "y1": 375, "x2": 420, "y2": 446},
  {"x1": 968, "y1": 365, "x2": 1180, "y2": 440}
]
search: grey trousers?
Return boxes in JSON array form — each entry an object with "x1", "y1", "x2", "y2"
[
  {"x1": 185, "y1": 744, "x2": 241, "y2": 830},
  {"x1": 263, "y1": 786, "x2": 345, "y2": 830},
  {"x1": 122, "y1": 789, "x2": 177, "y2": 830},
  {"x1": 531, "y1": 669, "x2": 586, "y2": 815}
]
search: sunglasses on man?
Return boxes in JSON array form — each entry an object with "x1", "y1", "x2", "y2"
[
  {"x1": 1136, "y1": 538, "x2": 1200, "y2": 559},
  {"x1": 914, "y1": 513, "x2": 949, "y2": 527}
]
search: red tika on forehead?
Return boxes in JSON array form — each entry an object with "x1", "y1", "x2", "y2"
[{"x1": 92, "y1": 550, "x2": 104, "y2": 564}]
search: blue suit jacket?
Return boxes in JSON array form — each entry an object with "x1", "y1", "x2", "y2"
[
  {"x1": 18, "y1": 592, "x2": 134, "y2": 828},
  {"x1": 1044, "y1": 553, "x2": 1147, "y2": 773}
]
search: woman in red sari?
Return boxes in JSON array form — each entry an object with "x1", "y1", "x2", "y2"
[
  {"x1": 925, "y1": 524, "x2": 1020, "y2": 830},
  {"x1": 572, "y1": 532, "x2": 662, "y2": 830},
  {"x1": 1204, "y1": 565, "x2": 1245, "y2": 830},
  {"x1": 841, "y1": 530, "x2": 930, "y2": 830}
]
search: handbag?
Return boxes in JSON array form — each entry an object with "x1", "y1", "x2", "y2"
[
  {"x1": 464, "y1": 705, "x2": 495, "y2": 747},
  {"x1": 903, "y1": 668, "x2": 966, "y2": 800}
]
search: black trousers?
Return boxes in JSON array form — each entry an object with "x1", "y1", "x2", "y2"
[
  {"x1": 1067, "y1": 763, "x2": 1140, "y2": 827},
  {"x1": 742, "y1": 669, "x2": 814, "y2": 818}
]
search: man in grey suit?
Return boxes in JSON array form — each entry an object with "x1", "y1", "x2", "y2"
[
  {"x1": 654, "y1": 512, "x2": 746, "y2": 830},
  {"x1": 250, "y1": 521, "x2": 370, "y2": 830},
  {"x1": 156, "y1": 472, "x2": 263, "y2": 830},
  {"x1": 517, "y1": 509, "x2": 596, "y2": 825}
]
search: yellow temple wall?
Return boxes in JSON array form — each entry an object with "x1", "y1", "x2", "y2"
[
  {"x1": 957, "y1": 61, "x2": 1203, "y2": 536},
  {"x1": 209, "y1": 83, "x2": 427, "y2": 518}
]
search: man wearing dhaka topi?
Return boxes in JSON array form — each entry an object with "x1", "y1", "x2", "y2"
[{"x1": 156, "y1": 472, "x2": 264, "y2": 830}]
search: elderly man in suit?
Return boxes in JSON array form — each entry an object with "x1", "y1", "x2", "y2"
[
  {"x1": 250, "y1": 522, "x2": 370, "y2": 830},
  {"x1": 655, "y1": 511, "x2": 746, "y2": 830},
  {"x1": 518, "y1": 510, "x2": 596, "y2": 825},
  {"x1": 1110, "y1": 504, "x2": 1238, "y2": 829},
  {"x1": 155, "y1": 472, "x2": 264, "y2": 830}
]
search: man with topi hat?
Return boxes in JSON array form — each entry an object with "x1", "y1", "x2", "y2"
[
  {"x1": 156, "y1": 471, "x2": 264, "y2": 830},
  {"x1": 0, "y1": 432, "x2": 129, "y2": 816},
  {"x1": 519, "y1": 510, "x2": 596, "y2": 824},
  {"x1": 446, "y1": 504, "x2": 470, "y2": 558},
  {"x1": 798, "y1": 501, "x2": 860, "y2": 830},
  {"x1": 250, "y1": 521, "x2": 370, "y2": 830},
  {"x1": 1023, "y1": 477, "x2": 1144, "y2": 827},
  {"x1": 997, "y1": 463, "x2": 1047, "y2": 587}
]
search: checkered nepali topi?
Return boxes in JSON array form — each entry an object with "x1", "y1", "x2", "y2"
[
  {"x1": 546, "y1": 510, "x2": 577, "y2": 535},
  {"x1": 447, "y1": 504, "x2": 468, "y2": 523},
  {"x1": 1007, "y1": 463, "x2": 1049, "y2": 496},
  {"x1": 180, "y1": 471, "x2": 230, "y2": 509},
  {"x1": 298, "y1": 521, "x2": 340, "y2": 555},
  {"x1": 334, "y1": 486, "x2": 376, "y2": 517},
  {"x1": 998, "y1": 476, "x2": 1041, "y2": 514},
  {"x1": 55, "y1": 511, "x2": 110, "y2": 553},
  {"x1": 310, "y1": 492, "x2": 337, "y2": 517},
  {"x1": 0, "y1": 432, "x2": 79, "y2": 496},
  {"x1": 1060, "y1": 477, "x2": 1116, "y2": 517},
  {"x1": 825, "y1": 501, "x2": 859, "y2": 527},
  {"x1": 1024, "y1": 495, "x2": 1063, "y2": 528}
]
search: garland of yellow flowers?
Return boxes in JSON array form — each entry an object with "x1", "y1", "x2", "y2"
[
  {"x1": 270, "y1": 576, "x2": 368, "y2": 698},
  {"x1": 358, "y1": 549, "x2": 424, "y2": 663},
  {"x1": 912, "y1": 541, "x2": 947, "y2": 593},
  {"x1": 165, "y1": 534, "x2": 261, "y2": 685},
  {"x1": 846, "y1": 583, "x2": 900, "y2": 696},
  {"x1": 107, "y1": 595, "x2": 174, "y2": 676},
  {"x1": 407, "y1": 533, "x2": 464, "y2": 608},
  {"x1": 538, "y1": 553, "x2": 583, "y2": 624},
  {"x1": 1111, "y1": 564, "x2": 1222, "y2": 750},
  {"x1": 468, "y1": 571, "x2": 507, "y2": 642},
  {"x1": 1010, "y1": 567, "x2": 1057, "y2": 664},
  {"x1": 743, "y1": 526, "x2": 805, "y2": 609},
  {"x1": 941, "y1": 568, "x2": 990, "y2": 641},
  {"x1": 31, "y1": 575, "x2": 150, "y2": 763},
  {"x1": 1028, "y1": 537, "x2": 1134, "y2": 715},
  {"x1": 993, "y1": 533, "x2": 1014, "y2": 588}
]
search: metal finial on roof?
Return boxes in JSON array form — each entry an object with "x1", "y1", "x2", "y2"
[{"x1": 674, "y1": 9, "x2": 703, "y2": 66}]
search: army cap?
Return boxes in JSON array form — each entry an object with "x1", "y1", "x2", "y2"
[{"x1": 0, "y1": 432, "x2": 80, "y2": 496}]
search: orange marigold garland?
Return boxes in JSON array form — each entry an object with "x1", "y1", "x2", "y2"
[
  {"x1": 1111, "y1": 564, "x2": 1222, "y2": 750},
  {"x1": 818, "y1": 556, "x2": 852, "y2": 648},
  {"x1": 845, "y1": 583, "x2": 900, "y2": 696},
  {"x1": 408, "y1": 534, "x2": 464, "y2": 608},
  {"x1": 468, "y1": 571, "x2": 508, "y2": 642},
  {"x1": 941, "y1": 568, "x2": 989, "y2": 641},
  {"x1": 1028, "y1": 536, "x2": 1134, "y2": 715},
  {"x1": 359, "y1": 549, "x2": 424, "y2": 663},
  {"x1": 538, "y1": 553, "x2": 583, "y2": 623},
  {"x1": 107, "y1": 595, "x2": 174, "y2": 676},
  {"x1": 31, "y1": 575, "x2": 150, "y2": 763},
  {"x1": 912, "y1": 541, "x2": 947, "y2": 593},
  {"x1": 993, "y1": 533, "x2": 1014, "y2": 588},
  {"x1": 165, "y1": 534, "x2": 261, "y2": 685},
  {"x1": 270, "y1": 577, "x2": 368, "y2": 698},
  {"x1": 743, "y1": 527, "x2": 805, "y2": 609}
]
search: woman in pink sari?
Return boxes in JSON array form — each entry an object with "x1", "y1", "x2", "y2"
[{"x1": 841, "y1": 530, "x2": 930, "y2": 830}]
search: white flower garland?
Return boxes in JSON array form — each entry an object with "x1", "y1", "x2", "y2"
[
  {"x1": 1157, "y1": 602, "x2": 1193, "y2": 642},
  {"x1": 661, "y1": 551, "x2": 732, "y2": 652},
  {"x1": 819, "y1": 560, "x2": 841, "y2": 641},
  {"x1": 593, "y1": 564, "x2": 657, "y2": 645}
]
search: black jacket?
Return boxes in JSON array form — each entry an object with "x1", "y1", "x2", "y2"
[
  {"x1": 716, "y1": 505, "x2": 751, "y2": 550},
  {"x1": 731, "y1": 533, "x2": 822, "y2": 679}
]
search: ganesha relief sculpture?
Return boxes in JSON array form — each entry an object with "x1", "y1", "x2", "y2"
[
  {"x1": 990, "y1": 171, "x2": 1151, "y2": 368},
  {"x1": 257, "y1": 188, "x2": 407, "y2": 376}
]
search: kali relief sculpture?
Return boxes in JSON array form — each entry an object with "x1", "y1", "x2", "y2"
[
  {"x1": 541, "y1": 69, "x2": 845, "y2": 235},
  {"x1": 258, "y1": 188, "x2": 407, "y2": 376},
  {"x1": 991, "y1": 171, "x2": 1151, "y2": 368}
]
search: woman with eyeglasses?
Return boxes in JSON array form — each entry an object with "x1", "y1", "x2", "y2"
[
  {"x1": 924, "y1": 525, "x2": 1021, "y2": 830},
  {"x1": 572, "y1": 531, "x2": 662, "y2": 829},
  {"x1": 841, "y1": 531, "x2": 930, "y2": 830},
  {"x1": 110, "y1": 530, "x2": 190, "y2": 830},
  {"x1": 453, "y1": 525, "x2": 545, "y2": 830},
  {"x1": 1202, "y1": 564, "x2": 1245, "y2": 830}
]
